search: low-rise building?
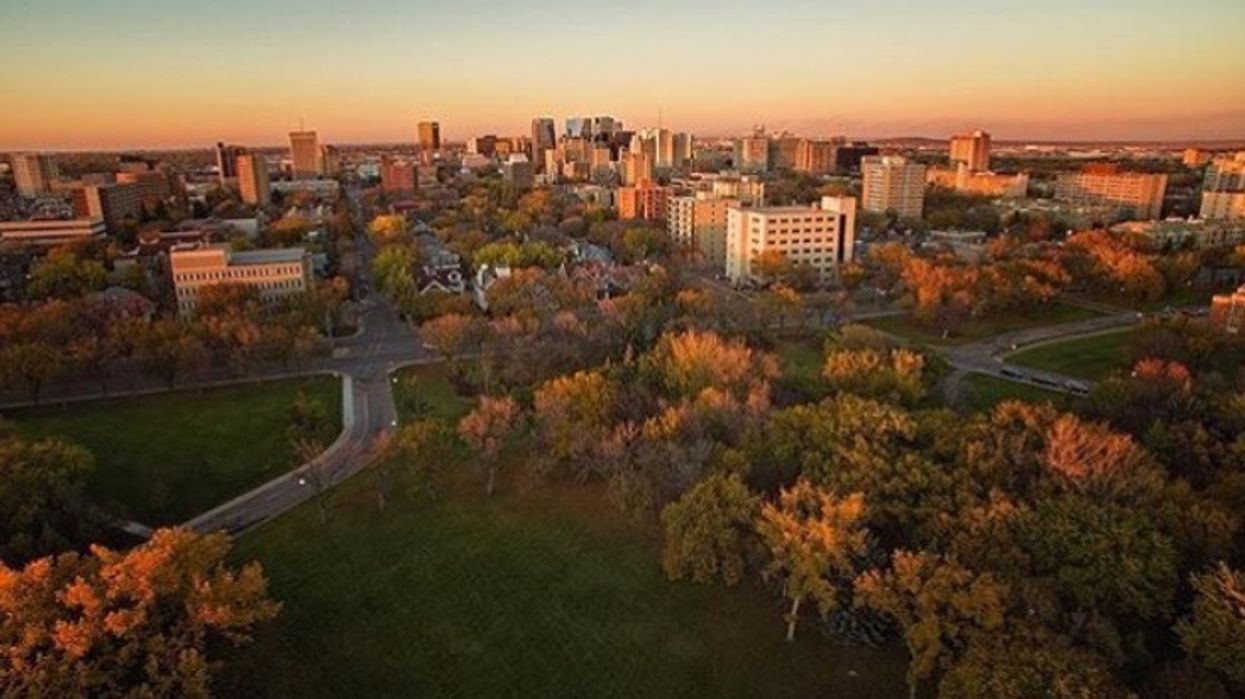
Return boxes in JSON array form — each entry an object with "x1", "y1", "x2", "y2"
[
  {"x1": 927, "y1": 164, "x2": 1028, "y2": 198},
  {"x1": 170, "y1": 244, "x2": 311, "y2": 316},
  {"x1": 1209, "y1": 284, "x2": 1245, "y2": 335},
  {"x1": 725, "y1": 196, "x2": 856, "y2": 286},
  {"x1": 1112, "y1": 219, "x2": 1245, "y2": 249},
  {"x1": 0, "y1": 217, "x2": 106, "y2": 247},
  {"x1": 1054, "y1": 164, "x2": 1167, "y2": 220}
]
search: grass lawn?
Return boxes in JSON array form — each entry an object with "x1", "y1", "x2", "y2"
[
  {"x1": 862, "y1": 303, "x2": 1104, "y2": 346},
  {"x1": 775, "y1": 338, "x2": 824, "y2": 384},
  {"x1": 221, "y1": 470, "x2": 908, "y2": 698},
  {"x1": 1006, "y1": 328, "x2": 1138, "y2": 381},
  {"x1": 392, "y1": 363, "x2": 475, "y2": 424},
  {"x1": 956, "y1": 373, "x2": 1070, "y2": 414},
  {"x1": 7, "y1": 377, "x2": 341, "y2": 526}
]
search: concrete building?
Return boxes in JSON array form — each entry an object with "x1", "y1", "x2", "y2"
[
  {"x1": 672, "y1": 132, "x2": 693, "y2": 168},
  {"x1": 289, "y1": 130, "x2": 321, "y2": 179},
  {"x1": 73, "y1": 183, "x2": 142, "y2": 232},
  {"x1": 927, "y1": 164, "x2": 1029, "y2": 198},
  {"x1": 725, "y1": 196, "x2": 856, "y2": 285},
  {"x1": 320, "y1": 145, "x2": 340, "y2": 176},
  {"x1": 503, "y1": 156, "x2": 535, "y2": 190},
  {"x1": 236, "y1": 153, "x2": 270, "y2": 206},
  {"x1": 861, "y1": 156, "x2": 926, "y2": 218},
  {"x1": 668, "y1": 195, "x2": 737, "y2": 268},
  {"x1": 1200, "y1": 154, "x2": 1245, "y2": 220},
  {"x1": 11, "y1": 153, "x2": 59, "y2": 197},
  {"x1": 116, "y1": 169, "x2": 172, "y2": 202},
  {"x1": 1112, "y1": 219, "x2": 1245, "y2": 249},
  {"x1": 418, "y1": 121, "x2": 441, "y2": 152},
  {"x1": 380, "y1": 155, "x2": 416, "y2": 193},
  {"x1": 1210, "y1": 284, "x2": 1245, "y2": 335},
  {"x1": 734, "y1": 133, "x2": 770, "y2": 173},
  {"x1": 618, "y1": 183, "x2": 670, "y2": 221},
  {"x1": 171, "y1": 244, "x2": 312, "y2": 316},
  {"x1": 0, "y1": 218, "x2": 106, "y2": 247},
  {"x1": 215, "y1": 143, "x2": 245, "y2": 183},
  {"x1": 1183, "y1": 148, "x2": 1213, "y2": 167},
  {"x1": 795, "y1": 140, "x2": 836, "y2": 175},
  {"x1": 770, "y1": 136, "x2": 801, "y2": 171},
  {"x1": 949, "y1": 130, "x2": 991, "y2": 172},
  {"x1": 531, "y1": 117, "x2": 557, "y2": 173},
  {"x1": 1200, "y1": 192, "x2": 1245, "y2": 221},
  {"x1": 1054, "y1": 165, "x2": 1167, "y2": 220},
  {"x1": 621, "y1": 150, "x2": 654, "y2": 186}
]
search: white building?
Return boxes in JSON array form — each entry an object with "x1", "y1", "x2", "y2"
[
  {"x1": 861, "y1": 156, "x2": 926, "y2": 218},
  {"x1": 725, "y1": 196, "x2": 856, "y2": 286},
  {"x1": 170, "y1": 244, "x2": 312, "y2": 316}
]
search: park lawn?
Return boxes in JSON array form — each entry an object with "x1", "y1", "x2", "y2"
[
  {"x1": 8, "y1": 377, "x2": 341, "y2": 526},
  {"x1": 222, "y1": 470, "x2": 908, "y2": 699},
  {"x1": 863, "y1": 303, "x2": 1104, "y2": 346},
  {"x1": 392, "y1": 363, "x2": 474, "y2": 424},
  {"x1": 1006, "y1": 328, "x2": 1138, "y2": 381},
  {"x1": 956, "y1": 373, "x2": 1070, "y2": 414}
]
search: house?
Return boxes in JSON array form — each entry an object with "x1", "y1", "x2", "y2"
[
  {"x1": 416, "y1": 232, "x2": 465, "y2": 295},
  {"x1": 473, "y1": 264, "x2": 512, "y2": 311}
]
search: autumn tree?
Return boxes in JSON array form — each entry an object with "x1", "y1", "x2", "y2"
[
  {"x1": 938, "y1": 625, "x2": 1126, "y2": 699},
  {"x1": 457, "y1": 395, "x2": 522, "y2": 495},
  {"x1": 822, "y1": 346, "x2": 927, "y2": 406},
  {"x1": 641, "y1": 329, "x2": 778, "y2": 400},
  {"x1": 532, "y1": 370, "x2": 617, "y2": 478},
  {"x1": 757, "y1": 482, "x2": 868, "y2": 641},
  {"x1": 419, "y1": 313, "x2": 483, "y2": 370},
  {"x1": 660, "y1": 473, "x2": 760, "y2": 586},
  {"x1": 371, "y1": 420, "x2": 457, "y2": 510},
  {"x1": 1177, "y1": 563, "x2": 1245, "y2": 689},
  {"x1": 136, "y1": 319, "x2": 208, "y2": 389},
  {"x1": 0, "y1": 529, "x2": 280, "y2": 696},
  {"x1": 367, "y1": 213, "x2": 409, "y2": 244},
  {"x1": 0, "y1": 341, "x2": 64, "y2": 402},
  {"x1": 855, "y1": 550, "x2": 1007, "y2": 699}
]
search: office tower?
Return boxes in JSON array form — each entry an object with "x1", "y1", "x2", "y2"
[
  {"x1": 949, "y1": 130, "x2": 991, "y2": 172},
  {"x1": 531, "y1": 117, "x2": 557, "y2": 172},
  {"x1": 467, "y1": 135, "x2": 498, "y2": 157},
  {"x1": 289, "y1": 130, "x2": 321, "y2": 179},
  {"x1": 621, "y1": 149, "x2": 654, "y2": 186},
  {"x1": 672, "y1": 132, "x2": 693, "y2": 168},
  {"x1": 618, "y1": 182, "x2": 670, "y2": 220},
  {"x1": 861, "y1": 156, "x2": 927, "y2": 218},
  {"x1": 418, "y1": 121, "x2": 441, "y2": 152},
  {"x1": 214, "y1": 142, "x2": 244, "y2": 183},
  {"x1": 734, "y1": 132, "x2": 770, "y2": 173},
  {"x1": 725, "y1": 196, "x2": 856, "y2": 285},
  {"x1": 11, "y1": 153, "x2": 59, "y2": 197},
  {"x1": 1054, "y1": 164, "x2": 1167, "y2": 220},
  {"x1": 236, "y1": 152, "x2": 270, "y2": 206},
  {"x1": 566, "y1": 117, "x2": 591, "y2": 139},
  {"x1": 320, "y1": 145, "x2": 340, "y2": 176},
  {"x1": 591, "y1": 116, "x2": 616, "y2": 139},
  {"x1": 795, "y1": 139, "x2": 836, "y2": 175}
]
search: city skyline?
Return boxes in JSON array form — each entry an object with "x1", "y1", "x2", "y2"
[{"x1": 2, "y1": 0, "x2": 1244, "y2": 150}]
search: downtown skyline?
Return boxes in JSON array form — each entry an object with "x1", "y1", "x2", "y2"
[{"x1": 2, "y1": 0, "x2": 1244, "y2": 150}]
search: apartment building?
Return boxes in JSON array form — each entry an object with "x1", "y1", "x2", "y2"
[
  {"x1": 289, "y1": 130, "x2": 321, "y2": 179},
  {"x1": 11, "y1": 153, "x2": 59, "y2": 197},
  {"x1": 668, "y1": 195, "x2": 738, "y2": 268},
  {"x1": 949, "y1": 130, "x2": 991, "y2": 172},
  {"x1": 618, "y1": 183, "x2": 670, "y2": 220},
  {"x1": 170, "y1": 244, "x2": 312, "y2": 316},
  {"x1": 927, "y1": 164, "x2": 1029, "y2": 198},
  {"x1": 861, "y1": 156, "x2": 926, "y2": 218},
  {"x1": 236, "y1": 153, "x2": 271, "y2": 206},
  {"x1": 1201, "y1": 154, "x2": 1245, "y2": 220},
  {"x1": 1054, "y1": 165, "x2": 1167, "y2": 220},
  {"x1": 794, "y1": 139, "x2": 836, "y2": 175},
  {"x1": 72, "y1": 183, "x2": 143, "y2": 232},
  {"x1": 725, "y1": 196, "x2": 856, "y2": 285}
]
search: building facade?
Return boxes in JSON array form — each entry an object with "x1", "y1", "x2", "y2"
[
  {"x1": 289, "y1": 130, "x2": 321, "y2": 179},
  {"x1": 861, "y1": 156, "x2": 926, "y2": 218},
  {"x1": 1054, "y1": 165, "x2": 1167, "y2": 220},
  {"x1": 725, "y1": 196, "x2": 856, "y2": 285},
  {"x1": 73, "y1": 183, "x2": 142, "y2": 232},
  {"x1": 1210, "y1": 284, "x2": 1245, "y2": 335},
  {"x1": 418, "y1": 121, "x2": 441, "y2": 152},
  {"x1": 236, "y1": 153, "x2": 270, "y2": 206},
  {"x1": 1201, "y1": 154, "x2": 1245, "y2": 220},
  {"x1": 12, "y1": 153, "x2": 59, "y2": 197},
  {"x1": 0, "y1": 218, "x2": 106, "y2": 247},
  {"x1": 618, "y1": 183, "x2": 670, "y2": 221},
  {"x1": 170, "y1": 245, "x2": 312, "y2": 316},
  {"x1": 927, "y1": 164, "x2": 1029, "y2": 197},
  {"x1": 668, "y1": 195, "x2": 737, "y2": 268},
  {"x1": 949, "y1": 130, "x2": 991, "y2": 172}
]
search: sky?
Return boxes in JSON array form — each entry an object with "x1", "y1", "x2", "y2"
[{"x1": 1, "y1": 0, "x2": 1243, "y2": 150}]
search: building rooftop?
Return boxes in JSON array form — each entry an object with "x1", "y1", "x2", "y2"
[{"x1": 232, "y1": 248, "x2": 307, "y2": 265}]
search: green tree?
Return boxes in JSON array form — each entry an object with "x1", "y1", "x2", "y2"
[
  {"x1": 26, "y1": 250, "x2": 107, "y2": 300},
  {"x1": 0, "y1": 342, "x2": 64, "y2": 402},
  {"x1": 1177, "y1": 563, "x2": 1245, "y2": 689},
  {"x1": 660, "y1": 473, "x2": 760, "y2": 586},
  {"x1": 0, "y1": 433, "x2": 105, "y2": 565}
]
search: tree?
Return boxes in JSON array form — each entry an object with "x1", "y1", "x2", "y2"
[
  {"x1": 0, "y1": 433, "x2": 105, "y2": 566},
  {"x1": 25, "y1": 250, "x2": 107, "y2": 300},
  {"x1": 756, "y1": 482, "x2": 868, "y2": 641},
  {"x1": 0, "y1": 529, "x2": 279, "y2": 697},
  {"x1": 1177, "y1": 563, "x2": 1245, "y2": 689},
  {"x1": 938, "y1": 625, "x2": 1126, "y2": 699},
  {"x1": 457, "y1": 395, "x2": 522, "y2": 495},
  {"x1": 374, "y1": 244, "x2": 418, "y2": 305},
  {"x1": 532, "y1": 370, "x2": 617, "y2": 478},
  {"x1": 136, "y1": 320, "x2": 208, "y2": 389},
  {"x1": 660, "y1": 473, "x2": 760, "y2": 586},
  {"x1": 419, "y1": 313, "x2": 481, "y2": 370},
  {"x1": 855, "y1": 550, "x2": 1007, "y2": 699},
  {"x1": 0, "y1": 342, "x2": 63, "y2": 403},
  {"x1": 641, "y1": 329, "x2": 777, "y2": 400},
  {"x1": 368, "y1": 214, "x2": 409, "y2": 244},
  {"x1": 822, "y1": 347, "x2": 927, "y2": 406},
  {"x1": 372, "y1": 421, "x2": 457, "y2": 511}
]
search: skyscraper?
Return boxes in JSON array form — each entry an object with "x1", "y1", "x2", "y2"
[
  {"x1": 11, "y1": 153, "x2": 59, "y2": 197},
  {"x1": 289, "y1": 130, "x2": 321, "y2": 179},
  {"x1": 566, "y1": 117, "x2": 591, "y2": 139},
  {"x1": 861, "y1": 156, "x2": 927, "y2": 218},
  {"x1": 531, "y1": 117, "x2": 556, "y2": 173},
  {"x1": 214, "y1": 142, "x2": 244, "y2": 183},
  {"x1": 949, "y1": 130, "x2": 991, "y2": 172},
  {"x1": 236, "y1": 152, "x2": 270, "y2": 206},
  {"x1": 734, "y1": 132, "x2": 770, "y2": 173},
  {"x1": 418, "y1": 121, "x2": 441, "y2": 152}
]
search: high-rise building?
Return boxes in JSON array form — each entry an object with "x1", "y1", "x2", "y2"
[
  {"x1": 949, "y1": 130, "x2": 991, "y2": 172},
  {"x1": 672, "y1": 133, "x2": 693, "y2": 169},
  {"x1": 795, "y1": 139, "x2": 837, "y2": 175},
  {"x1": 320, "y1": 145, "x2": 340, "y2": 176},
  {"x1": 566, "y1": 117, "x2": 592, "y2": 139},
  {"x1": 1054, "y1": 164, "x2": 1167, "y2": 220},
  {"x1": 591, "y1": 116, "x2": 617, "y2": 139},
  {"x1": 531, "y1": 118, "x2": 556, "y2": 173},
  {"x1": 467, "y1": 135, "x2": 498, "y2": 157},
  {"x1": 734, "y1": 133, "x2": 770, "y2": 173},
  {"x1": 618, "y1": 182, "x2": 670, "y2": 221},
  {"x1": 215, "y1": 142, "x2": 244, "y2": 183},
  {"x1": 11, "y1": 153, "x2": 59, "y2": 197},
  {"x1": 725, "y1": 196, "x2": 856, "y2": 285},
  {"x1": 770, "y1": 136, "x2": 801, "y2": 170},
  {"x1": 861, "y1": 156, "x2": 926, "y2": 218},
  {"x1": 380, "y1": 155, "x2": 415, "y2": 193},
  {"x1": 418, "y1": 121, "x2": 441, "y2": 152},
  {"x1": 668, "y1": 195, "x2": 738, "y2": 268},
  {"x1": 833, "y1": 142, "x2": 880, "y2": 172},
  {"x1": 72, "y1": 183, "x2": 143, "y2": 232},
  {"x1": 289, "y1": 130, "x2": 321, "y2": 179},
  {"x1": 236, "y1": 152, "x2": 270, "y2": 206},
  {"x1": 621, "y1": 149, "x2": 654, "y2": 186}
]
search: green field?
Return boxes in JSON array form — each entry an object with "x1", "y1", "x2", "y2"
[
  {"x1": 863, "y1": 303, "x2": 1103, "y2": 346},
  {"x1": 392, "y1": 363, "x2": 474, "y2": 424},
  {"x1": 1006, "y1": 329, "x2": 1137, "y2": 381},
  {"x1": 8, "y1": 377, "x2": 341, "y2": 526},
  {"x1": 956, "y1": 373, "x2": 1069, "y2": 414},
  {"x1": 222, "y1": 469, "x2": 907, "y2": 698}
]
